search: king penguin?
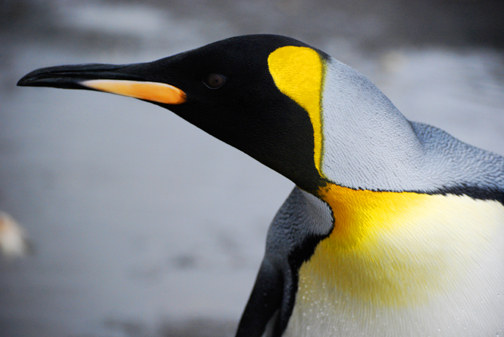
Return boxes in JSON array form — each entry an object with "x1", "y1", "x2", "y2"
[{"x1": 18, "y1": 35, "x2": 504, "y2": 336}]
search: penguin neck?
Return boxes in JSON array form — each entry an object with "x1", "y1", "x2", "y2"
[
  {"x1": 315, "y1": 183, "x2": 415, "y2": 252},
  {"x1": 319, "y1": 59, "x2": 425, "y2": 192}
]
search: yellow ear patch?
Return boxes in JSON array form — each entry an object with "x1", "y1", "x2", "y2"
[
  {"x1": 81, "y1": 79, "x2": 186, "y2": 105},
  {"x1": 268, "y1": 46, "x2": 325, "y2": 175}
]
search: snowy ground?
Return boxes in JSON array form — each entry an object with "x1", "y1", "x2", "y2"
[{"x1": 0, "y1": 1, "x2": 503, "y2": 336}]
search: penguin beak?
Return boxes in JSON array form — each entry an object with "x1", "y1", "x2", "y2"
[{"x1": 17, "y1": 63, "x2": 187, "y2": 105}]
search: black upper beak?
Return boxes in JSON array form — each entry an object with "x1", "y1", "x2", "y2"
[{"x1": 17, "y1": 64, "x2": 140, "y2": 89}]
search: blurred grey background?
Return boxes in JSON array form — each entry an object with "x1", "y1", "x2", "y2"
[{"x1": 0, "y1": 0, "x2": 503, "y2": 336}]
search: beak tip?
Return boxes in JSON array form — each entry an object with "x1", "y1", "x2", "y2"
[
  {"x1": 17, "y1": 68, "x2": 51, "y2": 87},
  {"x1": 17, "y1": 76, "x2": 30, "y2": 87},
  {"x1": 16, "y1": 68, "x2": 86, "y2": 90}
]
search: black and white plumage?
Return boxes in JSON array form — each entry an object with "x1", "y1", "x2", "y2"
[{"x1": 18, "y1": 35, "x2": 504, "y2": 336}]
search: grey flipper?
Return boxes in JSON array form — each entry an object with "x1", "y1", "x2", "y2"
[
  {"x1": 235, "y1": 258, "x2": 283, "y2": 337},
  {"x1": 235, "y1": 187, "x2": 334, "y2": 337}
]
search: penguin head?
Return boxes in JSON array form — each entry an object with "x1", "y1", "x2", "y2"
[{"x1": 18, "y1": 35, "x2": 329, "y2": 193}]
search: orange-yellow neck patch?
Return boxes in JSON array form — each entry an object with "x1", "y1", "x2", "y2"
[
  {"x1": 318, "y1": 184, "x2": 428, "y2": 249},
  {"x1": 267, "y1": 46, "x2": 325, "y2": 176},
  {"x1": 299, "y1": 183, "x2": 503, "y2": 308}
]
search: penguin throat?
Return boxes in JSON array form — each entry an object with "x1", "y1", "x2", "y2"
[
  {"x1": 307, "y1": 182, "x2": 503, "y2": 307},
  {"x1": 317, "y1": 184, "x2": 426, "y2": 249}
]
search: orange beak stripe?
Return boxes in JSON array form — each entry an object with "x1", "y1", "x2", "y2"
[{"x1": 80, "y1": 79, "x2": 186, "y2": 105}]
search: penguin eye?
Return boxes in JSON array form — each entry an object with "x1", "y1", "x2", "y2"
[{"x1": 203, "y1": 73, "x2": 227, "y2": 89}]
